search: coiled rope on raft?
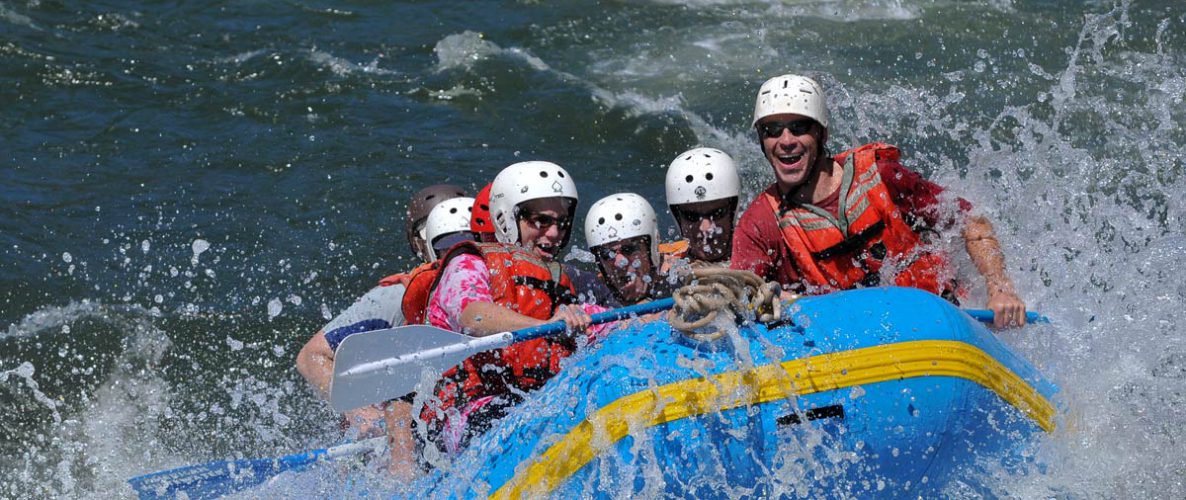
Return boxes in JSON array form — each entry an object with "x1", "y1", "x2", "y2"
[{"x1": 666, "y1": 268, "x2": 788, "y2": 340}]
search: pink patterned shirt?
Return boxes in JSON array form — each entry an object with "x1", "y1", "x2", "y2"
[{"x1": 427, "y1": 253, "x2": 611, "y2": 340}]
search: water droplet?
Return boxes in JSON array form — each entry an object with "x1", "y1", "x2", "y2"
[
  {"x1": 192, "y1": 239, "x2": 210, "y2": 255},
  {"x1": 849, "y1": 386, "x2": 866, "y2": 399}
]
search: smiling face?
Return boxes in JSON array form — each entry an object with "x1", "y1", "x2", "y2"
[
  {"x1": 593, "y1": 235, "x2": 654, "y2": 304},
  {"x1": 515, "y1": 197, "x2": 574, "y2": 261},
  {"x1": 672, "y1": 198, "x2": 736, "y2": 263},
  {"x1": 757, "y1": 113, "x2": 826, "y2": 194}
]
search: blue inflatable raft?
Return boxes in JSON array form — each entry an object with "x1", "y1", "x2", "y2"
[{"x1": 416, "y1": 286, "x2": 1059, "y2": 498}]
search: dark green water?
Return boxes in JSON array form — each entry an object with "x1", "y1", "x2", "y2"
[{"x1": 3, "y1": 0, "x2": 1185, "y2": 497}]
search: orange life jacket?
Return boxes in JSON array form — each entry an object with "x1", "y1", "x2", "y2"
[
  {"x1": 656, "y1": 239, "x2": 688, "y2": 276},
  {"x1": 375, "y1": 261, "x2": 441, "y2": 325},
  {"x1": 658, "y1": 239, "x2": 689, "y2": 257},
  {"x1": 763, "y1": 143, "x2": 954, "y2": 296},
  {"x1": 420, "y1": 242, "x2": 579, "y2": 436},
  {"x1": 395, "y1": 263, "x2": 443, "y2": 325},
  {"x1": 377, "y1": 261, "x2": 436, "y2": 288}
]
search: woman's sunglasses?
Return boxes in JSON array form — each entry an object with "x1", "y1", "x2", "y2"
[{"x1": 520, "y1": 212, "x2": 572, "y2": 231}]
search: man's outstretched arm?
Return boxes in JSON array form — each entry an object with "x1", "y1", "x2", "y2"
[{"x1": 962, "y1": 215, "x2": 1028, "y2": 328}]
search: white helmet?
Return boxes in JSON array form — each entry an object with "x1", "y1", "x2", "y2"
[
  {"x1": 665, "y1": 148, "x2": 741, "y2": 206},
  {"x1": 585, "y1": 193, "x2": 660, "y2": 266},
  {"x1": 424, "y1": 197, "x2": 475, "y2": 260},
  {"x1": 752, "y1": 74, "x2": 829, "y2": 128},
  {"x1": 489, "y1": 161, "x2": 579, "y2": 246}
]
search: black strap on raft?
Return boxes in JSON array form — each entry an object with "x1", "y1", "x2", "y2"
[{"x1": 777, "y1": 404, "x2": 846, "y2": 427}]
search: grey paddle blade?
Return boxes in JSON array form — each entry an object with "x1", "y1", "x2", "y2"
[{"x1": 329, "y1": 325, "x2": 510, "y2": 412}]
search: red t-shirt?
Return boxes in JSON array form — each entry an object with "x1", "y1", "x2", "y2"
[{"x1": 731, "y1": 149, "x2": 971, "y2": 291}]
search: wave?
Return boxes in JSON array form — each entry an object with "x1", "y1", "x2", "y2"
[
  {"x1": 2, "y1": 300, "x2": 158, "y2": 340},
  {"x1": 428, "y1": 31, "x2": 759, "y2": 176},
  {"x1": 0, "y1": 2, "x2": 39, "y2": 30},
  {"x1": 634, "y1": 0, "x2": 929, "y2": 22},
  {"x1": 307, "y1": 49, "x2": 402, "y2": 77}
]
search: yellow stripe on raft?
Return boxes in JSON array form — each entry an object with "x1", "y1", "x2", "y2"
[{"x1": 491, "y1": 339, "x2": 1056, "y2": 500}]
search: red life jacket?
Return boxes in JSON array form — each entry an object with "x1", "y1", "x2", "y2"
[
  {"x1": 763, "y1": 143, "x2": 955, "y2": 297},
  {"x1": 420, "y1": 242, "x2": 579, "y2": 436}
]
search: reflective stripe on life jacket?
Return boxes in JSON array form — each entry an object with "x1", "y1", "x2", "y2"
[{"x1": 763, "y1": 143, "x2": 953, "y2": 296}]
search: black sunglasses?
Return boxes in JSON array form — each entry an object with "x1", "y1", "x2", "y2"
[
  {"x1": 520, "y1": 212, "x2": 572, "y2": 231},
  {"x1": 757, "y1": 119, "x2": 815, "y2": 139},
  {"x1": 593, "y1": 242, "x2": 644, "y2": 262},
  {"x1": 676, "y1": 205, "x2": 733, "y2": 223}
]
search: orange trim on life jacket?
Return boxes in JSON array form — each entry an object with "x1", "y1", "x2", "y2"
[
  {"x1": 657, "y1": 239, "x2": 689, "y2": 256},
  {"x1": 763, "y1": 143, "x2": 952, "y2": 295},
  {"x1": 656, "y1": 239, "x2": 689, "y2": 276}
]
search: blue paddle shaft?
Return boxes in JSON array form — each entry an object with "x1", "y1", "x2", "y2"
[
  {"x1": 963, "y1": 309, "x2": 1049, "y2": 324},
  {"x1": 512, "y1": 298, "x2": 676, "y2": 343},
  {"x1": 127, "y1": 437, "x2": 384, "y2": 499}
]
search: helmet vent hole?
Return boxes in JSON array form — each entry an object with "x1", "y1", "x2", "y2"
[
  {"x1": 449, "y1": 208, "x2": 458, "y2": 214},
  {"x1": 539, "y1": 171, "x2": 549, "y2": 178},
  {"x1": 685, "y1": 175, "x2": 694, "y2": 183},
  {"x1": 557, "y1": 171, "x2": 565, "y2": 178},
  {"x1": 706, "y1": 173, "x2": 714, "y2": 181},
  {"x1": 598, "y1": 217, "x2": 605, "y2": 225},
  {"x1": 614, "y1": 213, "x2": 622, "y2": 221}
]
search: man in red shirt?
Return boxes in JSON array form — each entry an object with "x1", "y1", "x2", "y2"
[{"x1": 731, "y1": 74, "x2": 1028, "y2": 328}]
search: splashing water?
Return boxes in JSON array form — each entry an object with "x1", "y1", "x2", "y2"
[{"x1": 2, "y1": 0, "x2": 1185, "y2": 497}]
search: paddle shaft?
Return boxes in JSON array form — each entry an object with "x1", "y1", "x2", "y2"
[
  {"x1": 963, "y1": 309, "x2": 1049, "y2": 324},
  {"x1": 513, "y1": 297, "x2": 675, "y2": 342},
  {"x1": 338, "y1": 298, "x2": 674, "y2": 379},
  {"x1": 127, "y1": 436, "x2": 386, "y2": 499}
]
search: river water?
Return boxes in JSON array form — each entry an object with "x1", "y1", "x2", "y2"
[{"x1": 2, "y1": 0, "x2": 1184, "y2": 497}]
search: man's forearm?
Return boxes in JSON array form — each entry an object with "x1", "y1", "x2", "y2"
[{"x1": 962, "y1": 215, "x2": 1016, "y2": 295}]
